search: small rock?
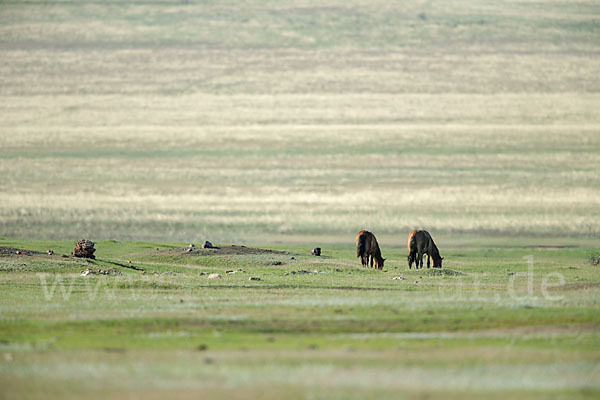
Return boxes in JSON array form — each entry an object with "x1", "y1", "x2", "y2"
[
  {"x1": 249, "y1": 277, "x2": 261, "y2": 281},
  {"x1": 208, "y1": 273, "x2": 221, "y2": 279},
  {"x1": 290, "y1": 270, "x2": 311, "y2": 275}
]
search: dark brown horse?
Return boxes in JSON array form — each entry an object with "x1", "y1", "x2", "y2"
[
  {"x1": 356, "y1": 230, "x2": 385, "y2": 270},
  {"x1": 407, "y1": 230, "x2": 443, "y2": 269}
]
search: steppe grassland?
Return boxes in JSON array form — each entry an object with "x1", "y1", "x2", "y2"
[
  {"x1": 2, "y1": 123, "x2": 600, "y2": 240},
  {"x1": 1, "y1": 0, "x2": 599, "y2": 241},
  {"x1": 1, "y1": 238, "x2": 599, "y2": 399},
  {"x1": 1, "y1": 1, "x2": 600, "y2": 398}
]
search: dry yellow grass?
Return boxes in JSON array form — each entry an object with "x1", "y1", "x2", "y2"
[{"x1": 1, "y1": 0, "x2": 599, "y2": 241}]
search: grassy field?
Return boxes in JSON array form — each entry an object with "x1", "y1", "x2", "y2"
[
  {"x1": 1, "y1": 238, "x2": 599, "y2": 399},
  {"x1": 1, "y1": 0, "x2": 599, "y2": 398},
  {"x1": 1, "y1": 0, "x2": 599, "y2": 242}
]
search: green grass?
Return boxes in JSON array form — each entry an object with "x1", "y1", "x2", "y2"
[
  {"x1": 1, "y1": 238, "x2": 599, "y2": 399},
  {"x1": 1, "y1": 0, "x2": 599, "y2": 398}
]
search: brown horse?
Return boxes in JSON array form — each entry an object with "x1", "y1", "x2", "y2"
[
  {"x1": 356, "y1": 230, "x2": 385, "y2": 270},
  {"x1": 407, "y1": 230, "x2": 443, "y2": 269}
]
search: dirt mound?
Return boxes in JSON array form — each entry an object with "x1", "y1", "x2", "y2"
[
  {"x1": 181, "y1": 245, "x2": 286, "y2": 256},
  {"x1": 0, "y1": 247, "x2": 45, "y2": 257}
]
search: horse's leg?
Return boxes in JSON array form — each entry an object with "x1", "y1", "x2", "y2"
[
  {"x1": 370, "y1": 254, "x2": 374, "y2": 269},
  {"x1": 427, "y1": 254, "x2": 430, "y2": 269}
]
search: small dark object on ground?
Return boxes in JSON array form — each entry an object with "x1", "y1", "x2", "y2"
[
  {"x1": 46, "y1": 250, "x2": 53, "y2": 255},
  {"x1": 202, "y1": 241, "x2": 214, "y2": 249},
  {"x1": 311, "y1": 248, "x2": 321, "y2": 256},
  {"x1": 72, "y1": 239, "x2": 96, "y2": 259},
  {"x1": 289, "y1": 270, "x2": 311, "y2": 275},
  {"x1": 249, "y1": 277, "x2": 261, "y2": 281}
]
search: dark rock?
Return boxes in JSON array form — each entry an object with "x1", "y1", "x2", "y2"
[{"x1": 72, "y1": 239, "x2": 96, "y2": 259}]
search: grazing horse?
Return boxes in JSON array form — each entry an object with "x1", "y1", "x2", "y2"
[
  {"x1": 407, "y1": 230, "x2": 443, "y2": 269},
  {"x1": 356, "y1": 230, "x2": 385, "y2": 270}
]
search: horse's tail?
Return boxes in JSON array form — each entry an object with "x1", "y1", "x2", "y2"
[{"x1": 357, "y1": 232, "x2": 367, "y2": 258}]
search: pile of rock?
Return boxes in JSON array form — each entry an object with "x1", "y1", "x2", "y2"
[{"x1": 72, "y1": 239, "x2": 96, "y2": 259}]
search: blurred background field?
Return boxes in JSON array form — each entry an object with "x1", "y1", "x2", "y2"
[
  {"x1": 1, "y1": 0, "x2": 599, "y2": 243},
  {"x1": 1, "y1": 2, "x2": 600, "y2": 399}
]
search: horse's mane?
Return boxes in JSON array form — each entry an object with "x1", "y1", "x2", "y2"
[{"x1": 430, "y1": 241, "x2": 442, "y2": 262}]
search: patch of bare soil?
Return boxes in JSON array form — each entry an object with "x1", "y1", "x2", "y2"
[
  {"x1": 172, "y1": 245, "x2": 287, "y2": 256},
  {"x1": 546, "y1": 282, "x2": 600, "y2": 291},
  {"x1": 0, "y1": 246, "x2": 45, "y2": 257}
]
